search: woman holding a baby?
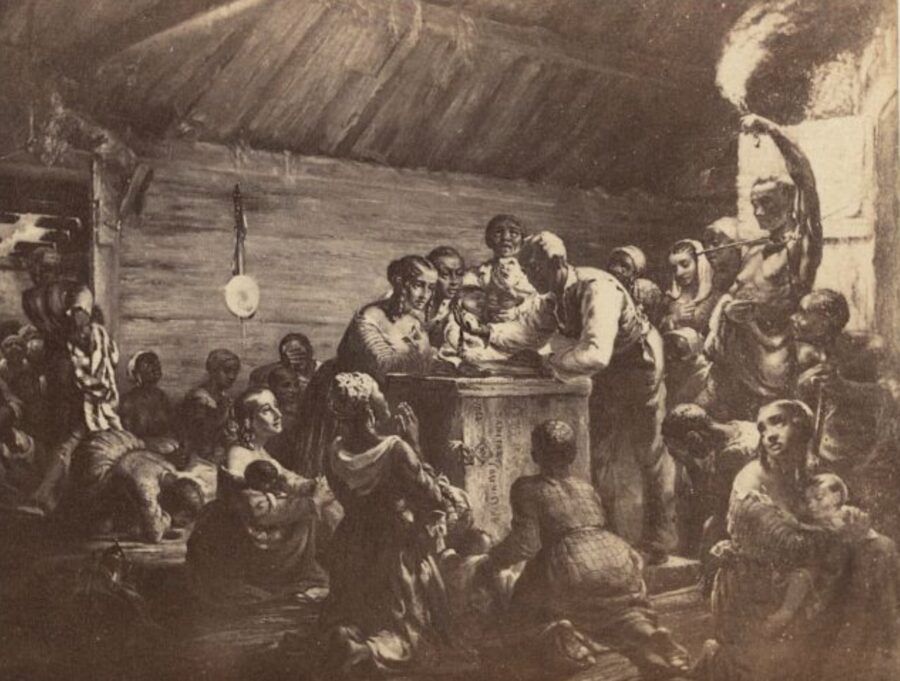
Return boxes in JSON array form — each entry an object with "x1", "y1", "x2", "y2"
[
  {"x1": 700, "y1": 399, "x2": 898, "y2": 681},
  {"x1": 187, "y1": 387, "x2": 331, "y2": 606}
]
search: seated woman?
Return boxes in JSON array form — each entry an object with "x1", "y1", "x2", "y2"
[
  {"x1": 661, "y1": 239, "x2": 718, "y2": 335},
  {"x1": 62, "y1": 429, "x2": 204, "y2": 543},
  {"x1": 295, "y1": 255, "x2": 436, "y2": 478},
  {"x1": 186, "y1": 387, "x2": 329, "y2": 607},
  {"x1": 119, "y1": 351, "x2": 175, "y2": 448},
  {"x1": 701, "y1": 400, "x2": 897, "y2": 681},
  {"x1": 483, "y1": 420, "x2": 690, "y2": 676},
  {"x1": 179, "y1": 349, "x2": 240, "y2": 463},
  {"x1": 315, "y1": 372, "x2": 461, "y2": 676}
]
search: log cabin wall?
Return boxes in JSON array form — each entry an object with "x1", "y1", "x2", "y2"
[{"x1": 121, "y1": 140, "x2": 712, "y2": 397}]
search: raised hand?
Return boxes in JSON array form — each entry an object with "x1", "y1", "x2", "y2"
[
  {"x1": 741, "y1": 113, "x2": 776, "y2": 136},
  {"x1": 312, "y1": 476, "x2": 335, "y2": 509},
  {"x1": 393, "y1": 401, "x2": 421, "y2": 449}
]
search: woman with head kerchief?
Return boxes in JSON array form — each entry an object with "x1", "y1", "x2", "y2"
[
  {"x1": 119, "y1": 351, "x2": 174, "y2": 447},
  {"x1": 607, "y1": 245, "x2": 665, "y2": 328},
  {"x1": 187, "y1": 387, "x2": 330, "y2": 607},
  {"x1": 661, "y1": 239, "x2": 718, "y2": 335},
  {"x1": 313, "y1": 372, "x2": 459, "y2": 676},
  {"x1": 179, "y1": 349, "x2": 241, "y2": 464},
  {"x1": 295, "y1": 255, "x2": 436, "y2": 479}
]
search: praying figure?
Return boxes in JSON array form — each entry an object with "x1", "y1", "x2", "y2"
[{"x1": 661, "y1": 239, "x2": 718, "y2": 335}]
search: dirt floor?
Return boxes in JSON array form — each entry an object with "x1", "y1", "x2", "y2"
[{"x1": 0, "y1": 513, "x2": 712, "y2": 681}]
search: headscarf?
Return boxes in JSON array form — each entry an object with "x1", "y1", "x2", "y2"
[
  {"x1": 609, "y1": 245, "x2": 647, "y2": 276},
  {"x1": 328, "y1": 372, "x2": 380, "y2": 421},
  {"x1": 127, "y1": 349, "x2": 158, "y2": 385},
  {"x1": 667, "y1": 239, "x2": 713, "y2": 303}
]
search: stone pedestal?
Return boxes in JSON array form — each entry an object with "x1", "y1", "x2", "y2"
[{"x1": 385, "y1": 374, "x2": 592, "y2": 540}]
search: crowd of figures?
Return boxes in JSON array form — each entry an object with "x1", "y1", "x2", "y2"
[{"x1": 1, "y1": 114, "x2": 899, "y2": 681}]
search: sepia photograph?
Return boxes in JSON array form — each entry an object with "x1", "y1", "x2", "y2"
[{"x1": 0, "y1": 1, "x2": 897, "y2": 679}]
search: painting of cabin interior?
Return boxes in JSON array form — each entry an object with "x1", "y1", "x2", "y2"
[{"x1": 0, "y1": 1, "x2": 897, "y2": 680}]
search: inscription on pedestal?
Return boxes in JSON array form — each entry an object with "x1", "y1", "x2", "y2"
[{"x1": 385, "y1": 375, "x2": 591, "y2": 542}]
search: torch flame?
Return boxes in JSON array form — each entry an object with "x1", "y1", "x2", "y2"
[{"x1": 715, "y1": 0, "x2": 802, "y2": 111}]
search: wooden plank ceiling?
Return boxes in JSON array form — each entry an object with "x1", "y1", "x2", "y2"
[{"x1": 0, "y1": 0, "x2": 830, "y2": 191}]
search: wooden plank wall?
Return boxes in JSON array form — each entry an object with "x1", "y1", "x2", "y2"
[{"x1": 120, "y1": 141, "x2": 711, "y2": 398}]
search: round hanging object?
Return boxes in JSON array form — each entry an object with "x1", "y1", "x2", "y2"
[{"x1": 224, "y1": 274, "x2": 260, "y2": 319}]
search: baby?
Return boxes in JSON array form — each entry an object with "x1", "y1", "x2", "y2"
[
  {"x1": 465, "y1": 214, "x2": 536, "y2": 324},
  {"x1": 762, "y1": 473, "x2": 869, "y2": 636},
  {"x1": 439, "y1": 287, "x2": 510, "y2": 365},
  {"x1": 243, "y1": 459, "x2": 293, "y2": 511}
]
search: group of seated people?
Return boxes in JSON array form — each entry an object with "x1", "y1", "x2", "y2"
[{"x1": 1, "y1": 113, "x2": 898, "y2": 681}]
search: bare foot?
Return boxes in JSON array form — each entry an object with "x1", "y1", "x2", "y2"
[
  {"x1": 543, "y1": 620, "x2": 601, "y2": 672},
  {"x1": 649, "y1": 627, "x2": 691, "y2": 673},
  {"x1": 761, "y1": 610, "x2": 793, "y2": 638}
]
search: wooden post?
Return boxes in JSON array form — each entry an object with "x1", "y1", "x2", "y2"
[{"x1": 91, "y1": 160, "x2": 122, "y2": 338}]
